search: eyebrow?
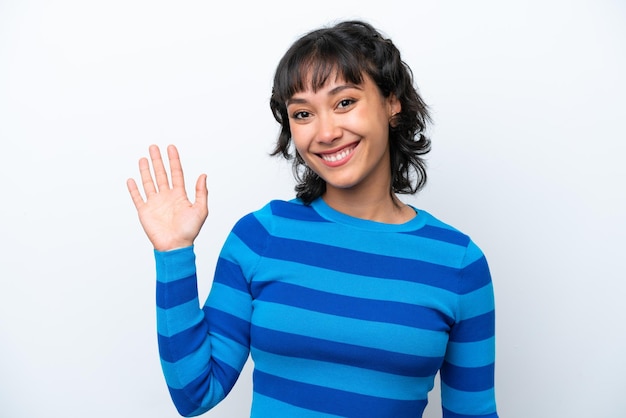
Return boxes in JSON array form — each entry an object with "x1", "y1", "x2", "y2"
[{"x1": 286, "y1": 83, "x2": 363, "y2": 106}]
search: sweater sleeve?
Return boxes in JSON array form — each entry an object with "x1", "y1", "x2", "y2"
[
  {"x1": 155, "y1": 234, "x2": 255, "y2": 416},
  {"x1": 440, "y1": 240, "x2": 499, "y2": 418}
]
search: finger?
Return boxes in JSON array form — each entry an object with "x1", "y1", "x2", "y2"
[
  {"x1": 149, "y1": 144, "x2": 171, "y2": 192},
  {"x1": 194, "y1": 174, "x2": 209, "y2": 211},
  {"x1": 167, "y1": 144, "x2": 186, "y2": 190},
  {"x1": 138, "y1": 156, "x2": 157, "y2": 197},
  {"x1": 126, "y1": 178, "x2": 145, "y2": 209}
]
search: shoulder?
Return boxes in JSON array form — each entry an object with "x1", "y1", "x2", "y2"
[
  {"x1": 231, "y1": 199, "x2": 326, "y2": 234},
  {"x1": 413, "y1": 209, "x2": 472, "y2": 247},
  {"x1": 414, "y1": 209, "x2": 487, "y2": 265},
  {"x1": 415, "y1": 211, "x2": 493, "y2": 298},
  {"x1": 239, "y1": 199, "x2": 326, "y2": 224}
]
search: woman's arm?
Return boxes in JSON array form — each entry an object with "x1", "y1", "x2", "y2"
[
  {"x1": 155, "y1": 245, "x2": 252, "y2": 416},
  {"x1": 441, "y1": 241, "x2": 499, "y2": 418},
  {"x1": 128, "y1": 145, "x2": 252, "y2": 415}
]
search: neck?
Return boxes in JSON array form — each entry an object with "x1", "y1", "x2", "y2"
[{"x1": 322, "y1": 187, "x2": 415, "y2": 224}]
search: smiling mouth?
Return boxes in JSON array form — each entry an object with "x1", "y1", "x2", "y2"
[{"x1": 319, "y1": 143, "x2": 358, "y2": 164}]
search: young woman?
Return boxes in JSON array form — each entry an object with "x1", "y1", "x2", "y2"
[{"x1": 128, "y1": 20, "x2": 498, "y2": 418}]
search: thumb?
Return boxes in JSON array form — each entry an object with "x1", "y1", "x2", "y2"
[{"x1": 194, "y1": 174, "x2": 209, "y2": 211}]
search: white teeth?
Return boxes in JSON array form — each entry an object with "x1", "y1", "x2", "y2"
[{"x1": 322, "y1": 147, "x2": 353, "y2": 162}]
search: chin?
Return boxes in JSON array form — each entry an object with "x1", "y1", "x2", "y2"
[{"x1": 324, "y1": 179, "x2": 362, "y2": 192}]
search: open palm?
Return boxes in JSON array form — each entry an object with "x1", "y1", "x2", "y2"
[{"x1": 127, "y1": 144, "x2": 208, "y2": 252}]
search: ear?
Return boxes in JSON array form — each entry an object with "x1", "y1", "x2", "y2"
[
  {"x1": 387, "y1": 94, "x2": 401, "y2": 127},
  {"x1": 388, "y1": 94, "x2": 401, "y2": 115}
]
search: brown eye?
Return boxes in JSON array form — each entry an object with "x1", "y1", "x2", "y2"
[{"x1": 337, "y1": 99, "x2": 355, "y2": 109}]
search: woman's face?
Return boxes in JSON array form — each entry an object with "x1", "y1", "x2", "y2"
[{"x1": 286, "y1": 72, "x2": 401, "y2": 200}]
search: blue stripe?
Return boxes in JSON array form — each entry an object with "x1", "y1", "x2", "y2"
[
  {"x1": 403, "y1": 224, "x2": 469, "y2": 247},
  {"x1": 231, "y1": 213, "x2": 270, "y2": 255},
  {"x1": 158, "y1": 319, "x2": 209, "y2": 363},
  {"x1": 247, "y1": 235, "x2": 465, "y2": 293},
  {"x1": 255, "y1": 281, "x2": 454, "y2": 330},
  {"x1": 218, "y1": 232, "x2": 263, "y2": 276},
  {"x1": 213, "y1": 257, "x2": 250, "y2": 293},
  {"x1": 156, "y1": 274, "x2": 197, "y2": 309},
  {"x1": 459, "y1": 256, "x2": 492, "y2": 293},
  {"x1": 166, "y1": 384, "x2": 205, "y2": 417},
  {"x1": 205, "y1": 283, "x2": 251, "y2": 322},
  {"x1": 449, "y1": 311, "x2": 495, "y2": 343},
  {"x1": 250, "y1": 258, "x2": 458, "y2": 311},
  {"x1": 253, "y1": 370, "x2": 427, "y2": 418},
  {"x1": 202, "y1": 306, "x2": 250, "y2": 348},
  {"x1": 441, "y1": 382, "x2": 498, "y2": 416},
  {"x1": 165, "y1": 357, "x2": 236, "y2": 416},
  {"x1": 252, "y1": 301, "x2": 449, "y2": 357},
  {"x1": 160, "y1": 338, "x2": 244, "y2": 393},
  {"x1": 160, "y1": 338, "x2": 212, "y2": 389},
  {"x1": 259, "y1": 209, "x2": 468, "y2": 266},
  {"x1": 202, "y1": 357, "x2": 240, "y2": 398},
  {"x1": 156, "y1": 299, "x2": 203, "y2": 337},
  {"x1": 440, "y1": 361, "x2": 495, "y2": 392},
  {"x1": 251, "y1": 325, "x2": 443, "y2": 377},
  {"x1": 444, "y1": 338, "x2": 496, "y2": 368},
  {"x1": 270, "y1": 199, "x2": 329, "y2": 222},
  {"x1": 253, "y1": 348, "x2": 432, "y2": 401}
]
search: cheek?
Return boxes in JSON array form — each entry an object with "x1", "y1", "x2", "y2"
[{"x1": 346, "y1": 107, "x2": 385, "y2": 134}]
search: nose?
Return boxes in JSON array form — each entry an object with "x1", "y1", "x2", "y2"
[{"x1": 316, "y1": 112, "x2": 342, "y2": 144}]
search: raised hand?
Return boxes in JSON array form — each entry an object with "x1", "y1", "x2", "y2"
[{"x1": 127, "y1": 144, "x2": 208, "y2": 252}]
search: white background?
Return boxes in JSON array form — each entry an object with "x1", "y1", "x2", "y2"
[{"x1": 1, "y1": 1, "x2": 625, "y2": 417}]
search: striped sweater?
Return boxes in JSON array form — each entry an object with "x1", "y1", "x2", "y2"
[{"x1": 155, "y1": 198, "x2": 498, "y2": 417}]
